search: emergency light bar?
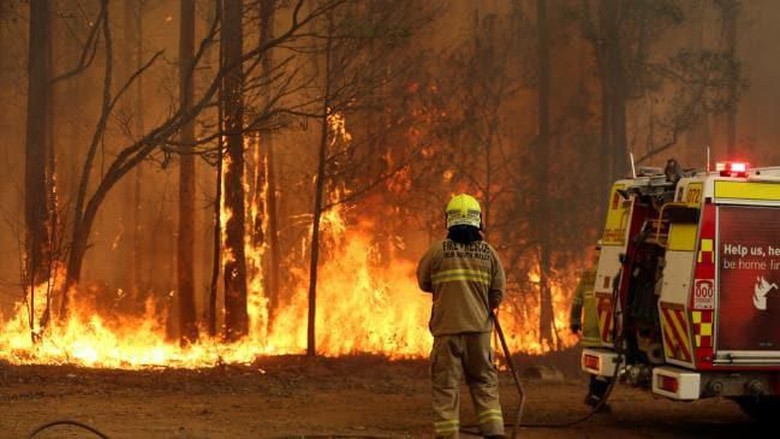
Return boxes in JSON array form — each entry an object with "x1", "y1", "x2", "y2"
[{"x1": 715, "y1": 161, "x2": 749, "y2": 177}]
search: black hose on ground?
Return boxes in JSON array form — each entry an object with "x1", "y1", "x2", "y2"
[
  {"x1": 27, "y1": 419, "x2": 110, "y2": 439},
  {"x1": 511, "y1": 271, "x2": 626, "y2": 430}
]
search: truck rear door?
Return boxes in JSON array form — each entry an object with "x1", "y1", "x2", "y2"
[{"x1": 714, "y1": 181, "x2": 780, "y2": 365}]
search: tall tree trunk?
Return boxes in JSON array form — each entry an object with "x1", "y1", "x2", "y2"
[
  {"x1": 208, "y1": 139, "x2": 223, "y2": 337},
  {"x1": 598, "y1": 56, "x2": 613, "y2": 207},
  {"x1": 603, "y1": 0, "x2": 626, "y2": 179},
  {"x1": 259, "y1": 0, "x2": 281, "y2": 324},
  {"x1": 132, "y1": 0, "x2": 145, "y2": 298},
  {"x1": 178, "y1": 0, "x2": 198, "y2": 344},
  {"x1": 536, "y1": 0, "x2": 555, "y2": 346},
  {"x1": 123, "y1": 0, "x2": 145, "y2": 301},
  {"x1": 25, "y1": 0, "x2": 53, "y2": 294},
  {"x1": 121, "y1": 0, "x2": 135, "y2": 292},
  {"x1": 307, "y1": 113, "x2": 328, "y2": 358},
  {"x1": 723, "y1": 0, "x2": 738, "y2": 155},
  {"x1": 222, "y1": 0, "x2": 248, "y2": 341},
  {"x1": 207, "y1": 0, "x2": 221, "y2": 337},
  {"x1": 307, "y1": 13, "x2": 335, "y2": 357},
  {"x1": 592, "y1": 0, "x2": 613, "y2": 206}
]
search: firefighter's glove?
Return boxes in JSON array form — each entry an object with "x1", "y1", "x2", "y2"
[{"x1": 570, "y1": 322, "x2": 582, "y2": 334}]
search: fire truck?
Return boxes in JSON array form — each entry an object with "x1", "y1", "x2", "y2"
[{"x1": 582, "y1": 160, "x2": 780, "y2": 421}]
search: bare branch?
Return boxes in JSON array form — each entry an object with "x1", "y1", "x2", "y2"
[
  {"x1": 51, "y1": 1, "x2": 106, "y2": 84},
  {"x1": 322, "y1": 149, "x2": 423, "y2": 211},
  {"x1": 73, "y1": 0, "x2": 112, "y2": 229}
]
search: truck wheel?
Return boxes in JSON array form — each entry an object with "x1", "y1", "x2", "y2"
[{"x1": 733, "y1": 396, "x2": 780, "y2": 423}]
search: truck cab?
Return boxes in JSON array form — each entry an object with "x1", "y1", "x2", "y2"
[{"x1": 581, "y1": 161, "x2": 780, "y2": 421}]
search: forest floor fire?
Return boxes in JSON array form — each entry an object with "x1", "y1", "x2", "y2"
[{"x1": 0, "y1": 352, "x2": 757, "y2": 439}]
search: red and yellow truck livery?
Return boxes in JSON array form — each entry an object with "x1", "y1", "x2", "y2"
[{"x1": 582, "y1": 161, "x2": 780, "y2": 421}]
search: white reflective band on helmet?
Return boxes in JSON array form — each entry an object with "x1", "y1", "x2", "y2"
[{"x1": 446, "y1": 210, "x2": 481, "y2": 229}]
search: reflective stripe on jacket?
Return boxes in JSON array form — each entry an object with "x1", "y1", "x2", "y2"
[
  {"x1": 417, "y1": 239, "x2": 505, "y2": 336},
  {"x1": 570, "y1": 265, "x2": 600, "y2": 347}
]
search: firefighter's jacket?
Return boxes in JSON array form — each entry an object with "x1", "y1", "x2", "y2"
[
  {"x1": 569, "y1": 264, "x2": 601, "y2": 347},
  {"x1": 416, "y1": 239, "x2": 505, "y2": 336}
]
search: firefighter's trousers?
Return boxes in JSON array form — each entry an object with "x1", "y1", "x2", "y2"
[{"x1": 430, "y1": 332, "x2": 504, "y2": 438}]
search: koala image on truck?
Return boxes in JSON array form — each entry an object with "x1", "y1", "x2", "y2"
[{"x1": 583, "y1": 160, "x2": 780, "y2": 421}]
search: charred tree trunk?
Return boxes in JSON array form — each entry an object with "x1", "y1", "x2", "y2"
[
  {"x1": 25, "y1": 0, "x2": 53, "y2": 292},
  {"x1": 207, "y1": 0, "x2": 221, "y2": 337},
  {"x1": 178, "y1": 0, "x2": 198, "y2": 344},
  {"x1": 536, "y1": 0, "x2": 556, "y2": 347},
  {"x1": 307, "y1": 110, "x2": 328, "y2": 357},
  {"x1": 208, "y1": 140, "x2": 223, "y2": 337},
  {"x1": 222, "y1": 0, "x2": 248, "y2": 341},
  {"x1": 307, "y1": 13, "x2": 335, "y2": 357},
  {"x1": 265, "y1": 135, "x2": 281, "y2": 318},
  {"x1": 260, "y1": 0, "x2": 282, "y2": 327}
]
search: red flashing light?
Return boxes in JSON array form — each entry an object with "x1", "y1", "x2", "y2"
[
  {"x1": 716, "y1": 161, "x2": 749, "y2": 177},
  {"x1": 658, "y1": 374, "x2": 679, "y2": 393},
  {"x1": 731, "y1": 162, "x2": 747, "y2": 173}
]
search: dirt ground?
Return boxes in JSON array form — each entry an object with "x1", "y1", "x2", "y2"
[{"x1": 0, "y1": 351, "x2": 760, "y2": 439}]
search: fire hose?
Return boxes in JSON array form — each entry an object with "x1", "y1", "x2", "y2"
[
  {"x1": 497, "y1": 309, "x2": 625, "y2": 430},
  {"x1": 462, "y1": 281, "x2": 626, "y2": 437},
  {"x1": 27, "y1": 419, "x2": 110, "y2": 439},
  {"x1": 492, "y1": 310, "x2": 524, "y2": 439},
  {"x1": 506, "y1": 275, "x2": 625, "y2": 432}
]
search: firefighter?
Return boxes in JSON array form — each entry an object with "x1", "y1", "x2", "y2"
[
  {"x1": 416, "y1": 193, "x2": 506, "y2": 439},
  {"x1": 569, "y1": 241, "x2": 612, "y2": 412},
  {"x1": 664, "y1": 158, "x2": 683, "y2": 184}
]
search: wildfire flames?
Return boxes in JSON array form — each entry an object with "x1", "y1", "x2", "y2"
[
  {"x1": 0, "y1": 114, "x2": 579, "y2": 369},
  {"x1": 0, "y1": 222, "x2": 578, "y2": 368}
]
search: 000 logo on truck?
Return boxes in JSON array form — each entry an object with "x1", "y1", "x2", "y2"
[{"x1": 693, "y1": 279, "x2": 714, "y2": 310}]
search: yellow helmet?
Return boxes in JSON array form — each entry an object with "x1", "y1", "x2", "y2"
[{"x1": 445, "y1": 194, "x2": 482, "y2": 229}]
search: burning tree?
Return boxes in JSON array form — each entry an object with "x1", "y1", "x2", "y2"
[
  {"x1": 301, "y1": 0, "x2": 441, "y2": 356},
  {"x1": 24, "y1": 0, "x2": 56, "y2": 341},
  {"x1": 27, "y1": 0, "x2": 349, "y2": 336}
]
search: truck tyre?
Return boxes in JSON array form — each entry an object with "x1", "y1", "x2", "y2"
[{"x1": 733, "y1": 396, "x2": 780, "y2": 423}]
